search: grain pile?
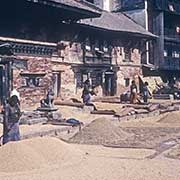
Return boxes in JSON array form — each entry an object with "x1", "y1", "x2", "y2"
[
  {"x1": 69, "y1": 118, "x2": 132, "y2": 145},
  {"x1": 158, "y1": 111, "x2": 180, "y2": 124},
  {"x1": 0, "y1": 137, "x2": 82, "y2": 173}
]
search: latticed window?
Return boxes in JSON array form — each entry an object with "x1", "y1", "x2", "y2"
[
  {"x1": 103, "y1": 40, "x2": 109, "y2": 53},
  {"x1": 85, "y1": 38, "x2": 91, "y2": 51},
  {"x1": 20, "y1": 72, "x2": 45, "y2": 87},
  {"x1": 22, "y1": 77, "x2": 41, "y2": 87},
  {"x1": 124, "y1": 47, "x2": 131, "y2": 62},
  {"x1": 94, "y1": 40, "x2": 100, "y2": 51}
]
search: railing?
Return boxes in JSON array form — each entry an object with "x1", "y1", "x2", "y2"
[
  {"x1": 164, "y1": 28, "x2": 180, "y2": 40},
  {"x1": 84, "y1": 56, "x2": 111, "y2": 64},
  {"x1": 161, "y1": 57, "x2": 180, "y2": 70}
]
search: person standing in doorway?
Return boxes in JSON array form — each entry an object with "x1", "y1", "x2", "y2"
[
  {"x1": 82, "y1": 79, "x2": 91, "y2": 104},
  {"x1": 130, "y1": 80, "x2": 138, "y2": 104},
  {"x1": 142, "y1": 82, "x2": 149, "y2": 104}
]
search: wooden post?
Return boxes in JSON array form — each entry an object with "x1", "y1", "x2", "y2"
[
  {"x1": 1, "y1": 58, "x2": 13, "y2": 144},
  {"x1": 153, "y1": 11, "x2": 164, "y2": 68}
]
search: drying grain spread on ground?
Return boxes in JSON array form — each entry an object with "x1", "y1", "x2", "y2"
[
  {"x1": 69, "y1": 118, "x2": 132, "y2": 145},
  {"x1": 0, "y1": 101, "x2": 180, "y2": 180},
  {"x1": 1, "y1": 103, "x2": 180, "y2": 180}
]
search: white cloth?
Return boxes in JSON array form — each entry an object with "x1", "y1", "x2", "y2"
[{"x1": 10, "y1": 89, "x2": 20, "y2": 101}]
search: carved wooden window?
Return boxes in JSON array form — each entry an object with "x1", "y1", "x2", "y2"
[
  {"x1": 24, "y1": 77, "x2": 41, "y2": 87},
  {"x1": 20, "y1": 73, "x2": 45, "y2": 87},
  {"x1": 85, "y1": 38, "x2": 91, "y2": 51},
  {"x1": 94, "y1": 40, "x2": 100, "y2": 51},
  {"x1": 124, "y1": 47, "x2": 131, "y2": 62},
  {"x1": 103, "y1": 41, "x2": 109, "y2": 53}
]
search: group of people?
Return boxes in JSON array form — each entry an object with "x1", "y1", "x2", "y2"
[
  {"x1": 130, "y1": 80, "x2": 149, "y2": 104},
  {"x1": 81, "y1": 78, "x2": 149, "y2": 105},
  {"x1": 0, "y1": 80, "x2": 148, "y2": 146}
]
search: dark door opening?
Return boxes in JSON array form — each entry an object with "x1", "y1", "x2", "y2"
[
  {"x1": 104, "y1": 70, "x2": 115, "y2": 96},
  {"x1": 53, "y1": 72, "x2": 61, "y2": 97}
]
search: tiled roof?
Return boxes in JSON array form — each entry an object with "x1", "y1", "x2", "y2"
[
  {"x1": 78, "y1": 11, "x2": 157, "y2": 38},
  {"x1": 28, "y1": 0, "x2": 102, "y2": 16}
]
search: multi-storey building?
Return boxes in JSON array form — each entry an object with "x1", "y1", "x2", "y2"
[
  {"x1": 76, "y1": 11, "x2": 155, "y2": 96},
  {"x1": 116, "y1": 0, "x2": 180, "y2": 82},
  {"x1": 0, "y1": 0, "x2": 155, "y2": 107},
  {"x1": 0, "y1": 0, "x2": 101, "y2": 106}
]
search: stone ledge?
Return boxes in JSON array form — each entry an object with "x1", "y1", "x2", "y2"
[{"x1": 21, "y1": 126, "x2": 72, "y2": 140}]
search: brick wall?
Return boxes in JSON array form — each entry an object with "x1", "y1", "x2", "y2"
[
  {"x1": 11, "y1": 38, "x2": 143, "y2": 107},
  {"x1": 12, "y1": 40, "x2": 84, "y2": 107},
  {"x1": 112, "y1": 45, "x2": 142, "y2": 95},
  {"x1": 13, "y1": 55, "x2": 53, "y2": 107}
]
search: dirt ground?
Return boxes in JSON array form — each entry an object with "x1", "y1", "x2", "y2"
[{"x1": 1, "y1": 101, "x2": 180, "y2": 179}]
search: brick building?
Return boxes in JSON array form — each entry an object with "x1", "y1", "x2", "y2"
[
  {"x1": 0, "y1": 0, "x2": 155, "y2": 107},
  {"x1": 75, "y1": 11, "x2": 155, "y2": 96},
  {"x1": 0, "y1": 0, "x2": 101, "y2": 106}
]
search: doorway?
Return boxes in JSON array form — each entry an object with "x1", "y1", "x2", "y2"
[
  {"x1": 104, "y1": 69, "x2": 115, "y2": 96},
  {"x1": 52, "y1": 72, "x2": 61, "y2": 97}
]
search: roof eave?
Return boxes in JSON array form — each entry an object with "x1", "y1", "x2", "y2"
[
  {"x1": 26, "y1": 0, "x2": 101, "y2": 19},
  {"x1": 77, "y1": 23, "x2": 158, "y2": 39}
]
